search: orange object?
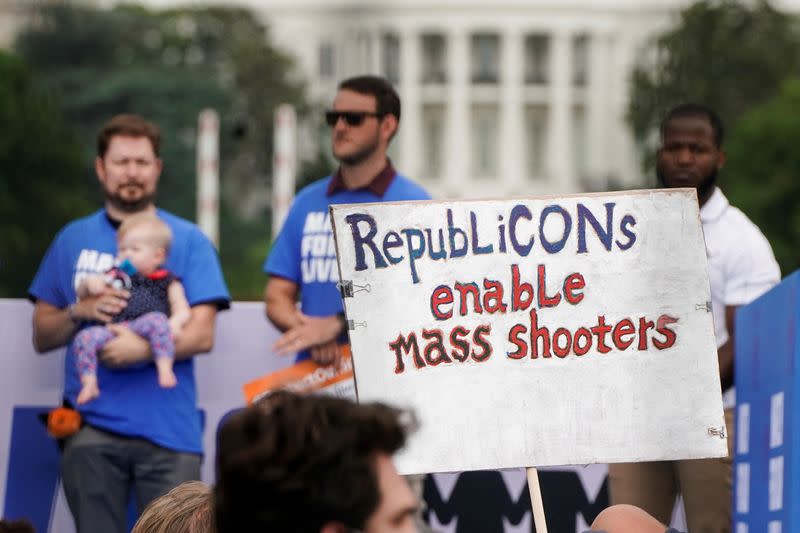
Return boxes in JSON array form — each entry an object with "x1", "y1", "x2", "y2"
[
  {"x1": 47, "y1": 406, "x2": 82, "y2": 439},
  {"x1": 243, "y1": 345, "x2": 354, "y2": 405}
]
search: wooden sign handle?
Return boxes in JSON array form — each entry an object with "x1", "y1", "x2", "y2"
[{"x1": 526, "y1": 467, "x2": 548, "y2": 533}]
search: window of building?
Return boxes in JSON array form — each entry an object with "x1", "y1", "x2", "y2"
[
  {"x1": 471, "y1": 104, "x2": 499, "y2": 179},
  {"x1": 524, "y1": 34, "x2": 549, "y2": 84},
  {"x1": 573, "y1": 34, "x2": 589, "y2": 87},
  {"x1": 319, "y1": 42, "x2": 335, "y2": 79},
  {"x1": 382, "y1": 33, "x2": 400, "y2": 85},
  {"x1": 471, "y1": 33, "x2": 500, "y2": 84},
  {"x1": 525, "y1": 105, "x2": 548, "y2": 178},
  {"x1": 421, "y1": 104, "x2": 445, "y2": 179},
  {"x1": 421, "y1": 33, "x2": 447, "y2": 84},
  {"x1": 359, "y1": 32, "x2": 373, "y2": 72}
]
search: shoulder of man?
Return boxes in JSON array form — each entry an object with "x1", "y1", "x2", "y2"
[
  {"x1": 716, "y1": 202, "x2": 776, "y2": 259},
  {"x1": 155, "y1": 208, "x2": 217, "y2": 244},
  {"x1": 54, "y1": 210, "x2": 108, "y2": 241},
  {"x1": 390, "y1": 174, "x2": 432, "y2": 200},
  {"x1": 724, "y1": 204, "x2": 768, "y2": 237},
  {"x1": 294, "y1": 175, "x2": 334, "y2": 202},
  {"x1": 155, "y1": 208, "x2": 198, "y2": 232},
  {"x1": 28, "y1": 210, "x2": 110, "y2": 304}
]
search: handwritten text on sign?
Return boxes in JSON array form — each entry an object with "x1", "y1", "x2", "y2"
[{"x1": 331, "y1": 191, "x2": 727, "y2": 475}]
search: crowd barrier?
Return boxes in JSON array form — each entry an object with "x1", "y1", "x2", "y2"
[{"x1": 2, "y1": 298, "x2": 686, "y2": 532}]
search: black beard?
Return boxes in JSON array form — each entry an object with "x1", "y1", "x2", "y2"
[
  {"x1": 696, "y1": 170, "x2": 717, "y2": 199},
  {"x1": 656, "y1": 166, "x2": 718, "y2": 198},
  {"x1": 106, "y1": 192, "x2": 156, "y2": 213},
  {"x1": 335, "y1": 137, "x2": 380, "y2": 167}
]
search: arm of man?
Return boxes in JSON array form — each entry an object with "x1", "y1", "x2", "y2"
[
  {"x1": 718, "y1": 226, "x2": 780, "y2": 391},
  {"x1": 32, "y1": 301, "x2": 81, "y2": 353},
  {"x1": 101, "y1": 303, "x2": 219, "y2": 366},
  {"x1": 265, "y1": 276, "x2": 345, "y2": 365},
  {"x1": 264, "y1": 276, "x2": 303, "y2": 332},
  {"x1": 32, "y1": 287, "x2": 130, "y2": 353},
  {"x1": 717, "y1": 305, "x2": 737, "y2": 392}
]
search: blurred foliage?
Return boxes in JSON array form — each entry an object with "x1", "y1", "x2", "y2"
[
  {"x1": 0, "y1": 50, "x2": 92, "y2": 297},
  {"x1": 628, "y1": 0, "x2": 800, "y2": 172},
  {"x1": 296, "y1": 146, "x2": 335, "y2": 192},
  {"x1": 725, "y1": 79, "x2": 800, "y2": 275},
  {"x1": 628, "y1": 0, "x2": 800, "y2": 277},
  {"x1": 11, "y1": 2, "x2": 312, "y2": 299}
]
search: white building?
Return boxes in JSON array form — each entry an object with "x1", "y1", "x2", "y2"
[
  {"x1": 7, "y1": 0, "x2": 800, "y2": 197},
  {"x1": 250, "y1": 0, "x2": 800, "y2": 198},
  {"x1": 166, "y1": 0, "x2": 766, "y2": 198},
  {"x1": 256, "y1": 0, "x2": 675, "y2": 199}
]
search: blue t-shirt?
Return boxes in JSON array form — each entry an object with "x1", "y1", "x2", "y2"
[
  {"x1": 29, "y1": 209, "x2": 230, "y2": 454},
  {"x1": 264, "y1": 174, "x2": 430, "y2": 360}
]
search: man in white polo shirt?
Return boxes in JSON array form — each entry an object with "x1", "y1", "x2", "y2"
[{"x1": 608, "y1": 103, "x2": 780, "y2": 532}]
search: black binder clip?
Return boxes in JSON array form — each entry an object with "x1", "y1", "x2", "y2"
[
  {"x1": 337, "y1": 280, "x2": 371, "y2": 298},
  {"x1": 695, "y1": 301, "x2": 712, "y2": 312}
]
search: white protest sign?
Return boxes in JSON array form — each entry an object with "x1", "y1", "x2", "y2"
[{"x1": 330, "y1": 189, "x2": 728, "y2": 475}]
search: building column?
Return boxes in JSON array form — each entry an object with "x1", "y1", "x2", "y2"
[
  {"x1": 399, "y1": 28, "x2": 421, "y2": 180},
  {"x1": 370, "y1": 29, "x2": 382, "y2": 75},
  {"x1": 499, "y1": 28, "x2": 525, "y2": 192},
  {"x1": 338, "y1": 30, "x2": 356, "y2": 79},
  {"x1": 610, "y1": 31, "x2": 639, "y2": 187},
  {"x1": 547, "y1": 29, "x2": 575, "y2": 192},
  {"x1": 587, "y1": 32, "x2": 611, "y2": 191},
  {"x1": 360, "y1": 29, "x2": 373, "y2": 74},
  {"x1": 445, "y1": 29, "x2": 469, "y2": 192}
]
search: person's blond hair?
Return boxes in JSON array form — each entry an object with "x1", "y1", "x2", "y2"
[
  {"x1": 131, "y1": 481, "x2": 214, "y2": 533},
  {"x1": 117, "y1": 212, "x2": 172, "y2": 250}
]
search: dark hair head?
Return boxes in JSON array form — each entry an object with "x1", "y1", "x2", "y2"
[
  {"x1": 660, "y1": 103, "x2": 724, "y2": 148},
  {"x1": 214, "y1": 392, "x2": 413, "y2": 533},
  {"x1": 338, "y1": 75, "x2": 401, "y2": 122},
  {"x1": 97, "y1": 114, "x2": 161, "y2": 158},
  {"x1": 0, "y1": 519, "x2": 35, "y2": 533}
]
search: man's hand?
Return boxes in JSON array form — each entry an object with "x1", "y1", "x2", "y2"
[
  {"x1": 310, "y1": 340, "x2": 344, "y2": 367},
  {"x1": 273, "y1": 312, "x2": 343, "y2": 356},
  {"x1": 74, "y1": 287, "x2": 130, "y2": 323},
  {"x1": 100, "y1": 324, "x2": 152, "y2": 368}
]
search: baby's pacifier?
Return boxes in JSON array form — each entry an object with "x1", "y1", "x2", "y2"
[{"x1": 106, "y1": 259, "x2": 135, "y2": 290}]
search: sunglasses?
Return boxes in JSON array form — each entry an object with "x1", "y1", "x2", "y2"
[{"x1": 325, "y1": 111, "x2": 382, "y2": 127}]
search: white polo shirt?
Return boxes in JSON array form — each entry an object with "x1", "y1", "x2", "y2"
[{"x1": 701, "y1": 187, "x2": 780, "y2": 407}]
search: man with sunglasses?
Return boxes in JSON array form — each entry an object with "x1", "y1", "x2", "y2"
[{"x1": 263, "y1": 75, "x2": 430, "y2": 367}]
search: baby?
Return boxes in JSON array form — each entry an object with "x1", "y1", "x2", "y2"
[{"x1": 72, "y1": 212, "x2": 191, "y2": 404}]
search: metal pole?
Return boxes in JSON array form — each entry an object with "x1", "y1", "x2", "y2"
[
  {"x1": 197, "y1": 109, "x2": 220, "y2": 248},
  {"x1": 272, "y1": 104, "x2": 297, "y2": 239}
]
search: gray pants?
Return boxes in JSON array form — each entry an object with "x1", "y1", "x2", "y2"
[{"x1": 61, "y1": 425, "x2": 201, "y2": 533}]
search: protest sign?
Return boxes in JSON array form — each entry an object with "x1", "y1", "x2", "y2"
[{"x1": 330, "y1": 189, "x2": 728, "y2": 476}]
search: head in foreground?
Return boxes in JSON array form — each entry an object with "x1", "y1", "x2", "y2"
[
  {"x1": 214, "y1": 391, "x2": 419, "y2": 533},
  {"x1": 131, "y1": 481, "x2": 214, "y2": 533}
]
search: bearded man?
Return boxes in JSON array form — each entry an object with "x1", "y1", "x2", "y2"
[
  {"x1": 29, "y1": 114, "x2": 230, "y2": 533},
  {"x1": 607, "y1": 103, "x2": 780, "y2": 533}
]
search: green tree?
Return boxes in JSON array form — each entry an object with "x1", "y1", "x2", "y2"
[
  {"x1": 14, "y1": 3, "x2": 309, "y2": 299},
  {"x1": 0, "y1": 50, "x2": 91, "y2": 297},
  {"x1": 628, "y1": 0, "x2": 800, "y2": 168},
  {"x1": 724, "y1": 79, "x2": 800, "y2": 276}
]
